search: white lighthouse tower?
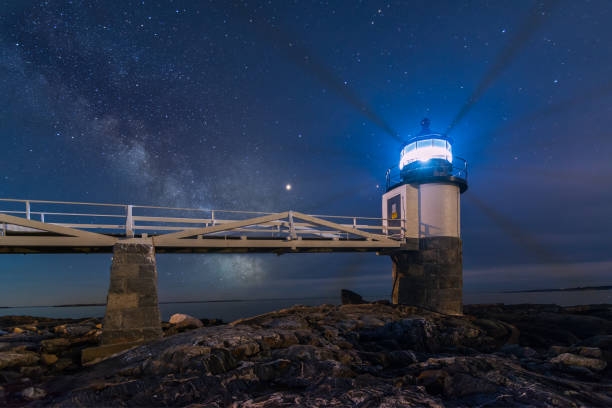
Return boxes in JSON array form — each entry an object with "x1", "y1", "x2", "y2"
[{"x1": 382, "y1": 118, "x2": 468, "y2": 314}]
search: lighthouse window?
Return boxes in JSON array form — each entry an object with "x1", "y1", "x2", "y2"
[
  {"x1": 417, "y1": 140, "x2": 431, "y2": 149},
  {"x1": 399, "y1": 137, "x2": 453, "y2": 169}
]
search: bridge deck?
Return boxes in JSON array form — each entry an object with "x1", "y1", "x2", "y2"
[{"x1": 0, "y1": 199, "x2": 416, "y2": 254}]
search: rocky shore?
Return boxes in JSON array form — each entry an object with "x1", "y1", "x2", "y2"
[{"x1": 1, "y1": 300, "x2": 611, "y2": 407}]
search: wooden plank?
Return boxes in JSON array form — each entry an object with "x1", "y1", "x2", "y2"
[
  {"x1": 49, "y1": 221, "x2": 398, "y2": 235},
  {"x1": 132, "y1": 216, "x2": 399, "y2": 233},
  {"x1": 53, "y1": 223, "x2": 125, "y2": 230},
  {"x1": 136, "y1": 225, "x2": 289, "y2": 232},
  {"x1": 132, "y1": 215, "x2": 212, "y2": 224},
  {"x1": 0, "y1": 236, "x2": 118, "y2": 247},
  {"x1": 133, "y1": 216, "x2": 285, "y2": 227},
  {"x1": 154, "y1": 238, "x2": 402, "y2": 249},
  {"x1": 0, "y1": 214, "x2": 116, "y2": 243},
  {"x1": 133, "y1": 216, "x2": 292, "y2": 228}
]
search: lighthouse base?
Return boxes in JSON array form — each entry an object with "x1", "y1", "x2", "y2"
[{"x1": 391, "y1": 237, "x2": 462, "y2": 315}]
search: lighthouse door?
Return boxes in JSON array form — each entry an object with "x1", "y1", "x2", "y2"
[{"x1": 387, "y1": 194, "x2": 402, "y2": 228}]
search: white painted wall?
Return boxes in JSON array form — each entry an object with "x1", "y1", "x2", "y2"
[
  {"x1": 381, "y1": 183, "x2": 419, "y2": 238},
  {"x1": 419, "y1": 183, "x2": 460, "y2": 237},
  {"x1": 382, "y1": 182, "x2": 460, "y2": 238}
]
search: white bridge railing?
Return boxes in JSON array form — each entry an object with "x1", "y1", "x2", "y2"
[{"x1": 0, "y1": 198, "x2": 407, "y2": 241}]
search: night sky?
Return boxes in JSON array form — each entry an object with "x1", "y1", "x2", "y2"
[{"x1": 1, "y1": 0, "x2": 611, "y2": 307}]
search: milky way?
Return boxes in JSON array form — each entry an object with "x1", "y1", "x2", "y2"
[{"x1": 1, "y1": 0, "x2": 612, "y2": 306}]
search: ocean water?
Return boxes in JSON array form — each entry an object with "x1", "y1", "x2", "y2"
[
  {"x1": 464, "y1": 289, "x2": 612, "y2": 307},
  {"x1": 1, "y1": 290, "x2": 610, "y2": 323}
]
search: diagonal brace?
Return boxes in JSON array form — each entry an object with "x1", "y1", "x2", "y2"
[
  {"x1": 153, "y1": 212, "x2": 290, "y2": 243},
  {"x1": 0, "y1": 213, "x2": 117, "y2": 242},
  {"x1": 291, "y1": 212, "x2": 396, "y2": 243}
]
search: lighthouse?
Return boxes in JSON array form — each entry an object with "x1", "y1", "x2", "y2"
[{"x1": 382, "y1": 118, "x2": 468, "y2": 315}]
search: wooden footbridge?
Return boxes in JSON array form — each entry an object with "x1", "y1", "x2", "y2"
[
  {"x1": 0, "y1": 198, "x2": 416, "y2": 254},
  {"x1": 0, "y1": 198, "x2": 423, "y2": 358}
]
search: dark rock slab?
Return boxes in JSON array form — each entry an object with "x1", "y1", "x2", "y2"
[
  {"x1": 2, "y1": 303, "x2": 600, "y2": 407},
  {"x1": 341, "y1": 289, "x2": 367, "y2": 305}
]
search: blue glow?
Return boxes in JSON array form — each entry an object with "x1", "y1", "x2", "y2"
[{"x1": 399, "y1": 138, "x2": 453, "y2": 169}]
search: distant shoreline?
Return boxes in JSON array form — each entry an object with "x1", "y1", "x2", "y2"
[
  {"x1": 2, "y1": 287, "x2": 611, "y2": 308},
  {"x1": 503, "y1": 285, "x2": 612, "y2": 294},
  {"x1": 0, "y1": 295, "x2": 343, "y2": 309}
]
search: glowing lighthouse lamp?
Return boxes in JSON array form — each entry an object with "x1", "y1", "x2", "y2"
[{"x1": 382, "y1": 118, "x2": 468, "y2": 315}]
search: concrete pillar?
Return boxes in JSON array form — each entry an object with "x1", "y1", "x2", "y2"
[
  {"x1": 101, "y1": 242, "x2": 162, "y2": 345},
  {"x1": 391, "y1": 237, "x2": 463, "y2": 315}
]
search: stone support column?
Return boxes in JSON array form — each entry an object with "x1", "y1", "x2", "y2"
[
  {"x1": 391, "y1": 237, "x2": 463, "y2": 315},
  {"x1": 101, "y1": 242, "x2": 162, "y2": 345}
]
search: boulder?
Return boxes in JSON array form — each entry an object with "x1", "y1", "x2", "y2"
[
  {"x1": 169, "y1": 314, "x2": 204, "y2": 328},
  {"x1": 54, "y1": 358, "x2": 75, "y2": 372},
  {"x1": 41, "y1": 337, "x2": 70, "y2": 353},
  {"x1": 21, "y1": 386, "x2": 47, "y2": 400},
  {"x1": 417, "y1": 369, "x2": 449, "y2": 395},
  {"x1": 0, "y1": 352, "x2": 39, "y2": 369},
  {"x1": 473, "y1": 318, "x2": 510, "y2": 339},
  {"x1": 577, "y1": 347, "x2": 602, "y2": 358},
  {"x1": 64, "y1": 325, "x2": 92, "y2": 337},
  {"x1": 41, "y1": 353, "x2": 59, "y2": 365},
  {"x1": 10, "y1": 344, "x2": 38, "y2": 353},
  {"x1": 20, "y1": 365, "x2": 44, "y2": 378},
  {"x1": 341, "y1": 289, "x2": 367, "y2": 305},
  {"x1": 550, "y1": 353, "x2": 607, "y2": 371}
]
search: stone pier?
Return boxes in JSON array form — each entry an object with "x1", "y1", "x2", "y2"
[
  {"x1": 83, "y1": 242, "x2": 162, "y2": 364},
  {"x1": 101, "y1": 242, "x2": 162, "y2": 345},
  {"x1": 391, "y1": 237, "x2": 463, "y2": 315}
]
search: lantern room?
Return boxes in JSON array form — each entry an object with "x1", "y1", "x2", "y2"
[
  {"x1": 392, "y1": 118, "x2": 467, "y2": 193},
  {"x1": 399, "y1": 118, "x2": 453, "y2": 170}
]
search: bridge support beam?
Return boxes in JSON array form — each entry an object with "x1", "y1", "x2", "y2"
[
  {"x1": 100, "y1": 242, "x2": 162, "y2": 345},
  {"x1": 391, "y1": 237, "x2": 463, "y2": 315}
]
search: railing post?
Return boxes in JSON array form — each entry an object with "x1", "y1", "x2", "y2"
[
  {"x1": 211, "y1": 210, "x2": 216, "y2": 226},
  {"x1": 40, "y1": 213, "x2": 45, "y2": 223},
  {"x1": 352, "y1": 217, "x2": 357, "y2": 229},
  {"x1": 25, "y1": 201, "x2": 31, "y2": 220},
  {"x1": 288, "y1": 211, "x2": 297, "y2": 240},
  {"x1": 126, "y1": 205, "x2": 134, "y2": 238}
]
